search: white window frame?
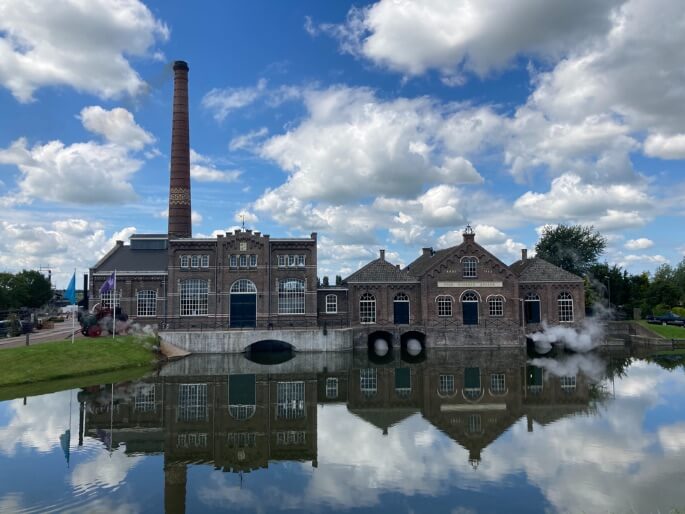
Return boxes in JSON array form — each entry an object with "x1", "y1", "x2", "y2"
[
  {"x1": 439, "y1": 374, "x2": 455, "y2": 396},
  {"x1": 360, "y1": 368, "x2": 377, "y2": 396},
  {"x1": 249, "y1": 254, "x2": 257, "y2": 267},
  {"x1": 325, "y1": 294, "x2": 338, "y2": 314},
  {"x1": 278, "y1": 279, "x2": 305, "y2": 314},
  {"x1": 276, "y1": 381, "x2": 305, "y2": 419},
  {"x1": 490, "y1": 373, "x2": 506, "y2": 394},
  {"x1": 177, "y1": 383, "x2": 208, "y2": 422},
  {"x1": 230, "y1": 279, "x2": 257, "y2": 293},
  {"x1": 136, "y1": 290, "x2": 157, "y2": 317},
  {"x1": 180, "y1": 255, "x2": 189, "y2": 268},
  {"x1": 436, "y1": 295, "x2": 453, "y2": 317},
  {"x1": 326, "y1": 377, "x2": 338, "y2": 399},
  {"x1": 359, "y1": 293, "x2": 376, "y2": 324},
  {"x1": 229, "y1": 255, "x2": 237, "y2": 268},
  {"x1": 488, "y1": 296, "x2": 504, "y2": 317},
  {"x1": 201, "y1": 255, "x2": 209, "y2": 268},
  {"x1": 191, "y1": 255, "x2": 200, "y2": 268},
  {"x1": 239, "y1": 254, "x2": 248, "y2": 268},
  {"x1": 101, "y1": 290, "x2": 121, "y2": 309},
  {"x1": 558, "y1": 291, "x2": 574, "y2": 322},
  {"x1": 180, "y1": 279, "x2": 209, "y2": 316},
  {"x1": 462, "y1": 257, "x2": 478, "y2": 278},
  {"x1": 278, "y1": 255, "x2": 286, "y2": 267}
]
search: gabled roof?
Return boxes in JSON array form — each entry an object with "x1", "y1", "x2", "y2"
[
  {"x1": 405, "y1": 248, "x2": 451, "y2": 277},
  {"x1": 509, "y1": 257, "x2": 583, "y2": 283},
  {"x1": 345, "y1": 258, "x2": 418, "y2": 283}
]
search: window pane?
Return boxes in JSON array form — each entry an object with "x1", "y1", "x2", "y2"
[
  {"x1": 279, "y1": 279, "x2": 305, "y2": 314},
  {"x1": 180, "y1": 279, "x2": 209, "y2": 316},
  {"x1": 360, "y1": 293, "x2": 376, "y2": 323},
  {"x1": 137, "y1": 290, "x2": 157, "y2": 316}
]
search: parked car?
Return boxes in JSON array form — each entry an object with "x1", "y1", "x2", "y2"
[
  {"x1": 0, "y1": 320, "x2": 9, "y2": 338},
  {"x1": 647, "y1": 312, "x2": 685, "y2": 326}
]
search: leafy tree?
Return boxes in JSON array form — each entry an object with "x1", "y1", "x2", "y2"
[
  {"x1": 335, "y1": 275, "x2": 342, "y2": 286},
  {"x1": 535, "y1": 224, "x2": 606, "y2": 277},
  {"x1": 0, "y1": 273, "x2": 14, "y2": 310},
  {"x1": 10, "y1": 270, "x2": 52, "y2": 308},
  {"x1": 322, "y1": 276, "x2": 330, "y2": 287}
]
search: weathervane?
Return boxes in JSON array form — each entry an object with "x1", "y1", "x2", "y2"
[
  {"x1": 241, "y1": 214, "x2": 245, "y2": 230},
  {"x1": 463, "y1": 222, "x2": 474, "y2": 235}
]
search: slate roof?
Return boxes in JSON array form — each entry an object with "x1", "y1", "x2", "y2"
[
  {"x1": 93, "y1": 245, "x2": 167, "y2": 273},
  {"x1": 405, "y1": 248, "x2": 451, "y2": 277},
  {"x1": 509, "y1": 257, "x2": 583, "y2": 283},
  {"x1": 345, "y1": 258, "x2": 418, "y2": 283},
  {"x1": 347, "y1": 407, "x2": 419, "y2": 433}
]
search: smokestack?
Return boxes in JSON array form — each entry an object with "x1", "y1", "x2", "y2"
[
  {"x1": 168, "y1": 60, "x2": 192, "y2": 239},
  {"x1": 522, "y1": 248, "x2": 528, "y2": 261},
  {"x1": 380, "y1": 249, "x2": 385, "y2": 261}
]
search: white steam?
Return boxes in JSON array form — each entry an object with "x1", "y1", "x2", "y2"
[
  {"x1": 529, "y1": 353, "x2": 607, "y2": 383},
  {"x1": 528, "y1": 302, "x2": 611, "y2": 353}
]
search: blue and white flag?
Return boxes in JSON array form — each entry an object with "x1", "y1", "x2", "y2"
[
  {"x1": 64, "y1": 273, "x2": 76, "y2": 305},
  {"x1": 99, "y1": 271, "x2": 115, "y2": 295}
]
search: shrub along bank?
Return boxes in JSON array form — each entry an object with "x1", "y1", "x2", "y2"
[{"x1": 0, "y1": 336, "x2": 158, "y2": 387}]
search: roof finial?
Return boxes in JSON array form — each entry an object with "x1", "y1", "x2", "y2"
[
  {"x1": 241, "y1": 214, "x2": 245, "y2": 230},
  {"x1": 463, "y1": 223, "x2": 474, "y2": 235}
]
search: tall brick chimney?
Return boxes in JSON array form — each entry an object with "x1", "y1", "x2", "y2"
[{"x1": 168, "y1": 60, "x2": 192, "y2": 238}]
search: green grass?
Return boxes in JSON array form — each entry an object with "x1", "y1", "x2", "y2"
[
  {"x1": 0, "y1": 336, "x2": 158, "y2": 388},
  {"x1": 637, "y1": 320, "x2": 685, "y2": 339}
]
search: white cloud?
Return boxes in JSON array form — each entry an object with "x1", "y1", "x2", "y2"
[
  {"x1": 0, "y1": 137, "x2": 140, "y2": 205},
  {"x1": 514, "y1": 173, "x2": 653, "y2": 230},
  {"x1": 79, "y1": 106, "x2": 155, "y2": 150},
  {"x1": 201, "y1": 79, "x2": 267, "y2": 122},
  {"x1": 259, "y1": 86, "x2": 483, "y2": 204},
  {"x1": 322, "y1": 0, "x2": 620, "y2": 80},
  {"x1": 435, "y1": 224, "x2": 526, "y2": 262},
  {"x1": 625, "y1": 238, "x2": 654, "y2": 250},
  {"x1": 0, "y1": 0, "x2": 168, "y2": 102},
  {"x1": 229, "y1": 127, "x2": 269, "y2": 152},
  {"x1": 620, "y1": 254, "x2": 669, "y2": 266},
  {"x1": 644, "y1": 133, "x2": 685, "y2": 159},
  {"x1": 233, "y1": 210, "x2": 258, "y2": 225},
  {"x1": 190, "y1": 149, "x2": 241, "y2": 183}
]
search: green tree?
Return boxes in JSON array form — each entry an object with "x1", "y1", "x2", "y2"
[
  {"x1": 0, "y1": 273, "x2": 15, "y2": 310},
  {"x1": 535, "y1": 224, "x2": 606, "y2": 277},
  {"x1": 12, "y1": 270, "x2": 53, "y2": 308},
  {"x1": 335, "y1": 275, "x2": 342, "y2": 286}
]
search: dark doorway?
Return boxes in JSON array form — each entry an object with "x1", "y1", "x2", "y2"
[
  {"x1": 525, "y1": 300, "x2": 541, "y2": 323},
  {"x1": 463, "y1": 301, "x2": 478, "y2": 325},
  {"x1": 394, "y1": 300, "x2": 409, "y2": 325},
  {"x1": 230, "y1": 294, "x2": 256, "y2": 328}
]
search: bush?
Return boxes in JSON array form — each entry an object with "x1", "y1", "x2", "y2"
[
  {"x1": 653, "y1": 304, "x2": 671, "y2": 316},
  {"x1": 672, "y1": 306, "x2": 685, "y2": 317}
]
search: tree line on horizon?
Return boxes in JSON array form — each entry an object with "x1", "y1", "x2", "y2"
[{"x1": 0, "y1": 270, "x2": 53, "y2": 312}]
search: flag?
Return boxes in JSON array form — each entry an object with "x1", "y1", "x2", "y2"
[
  {"x1": 59, "y1": 429, "x2": 71, "y2": 466},
  {"x1": 99, "y1": 271, "x2": 115, "y2": 295},
  {"x1": 65, "y1": 273, "x2": 76, "y2": 305}
]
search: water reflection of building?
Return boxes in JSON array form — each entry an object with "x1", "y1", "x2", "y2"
[{"x1": 79, "y1": 350, "x2": 601, "y2": 513}]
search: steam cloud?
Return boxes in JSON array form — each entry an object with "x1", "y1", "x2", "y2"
[
  {"x1": 529, "y1": 353, "x2": 607, "y2": 383},
  {"x1": 528, "y1": 302, "x2": 611, "y2": 353}
]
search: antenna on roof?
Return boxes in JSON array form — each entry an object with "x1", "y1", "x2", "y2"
[{"x1": 241, "y1": 214, "x2": 245, "y2": 230}]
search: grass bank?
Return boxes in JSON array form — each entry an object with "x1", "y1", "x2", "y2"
[
  {"x1": 0, "y1": 336, "x2": 158, "y2": 388},
  {"x1": 637, "y1": 320, "x2": 685, "y2": 339}
]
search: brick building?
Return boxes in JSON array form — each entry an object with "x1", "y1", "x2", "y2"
[{"x1": 89, "y1": 60, "x2": 584, "y2": 340}]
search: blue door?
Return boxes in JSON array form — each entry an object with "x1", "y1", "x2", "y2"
[
  {"x1": 525, "y1": 300, "x2": 541, "y2": 323},
  {"x1": 462, "y1": 302, "x2": 479, "y2": 325},
  {"x1": 230, "y1": 294, "x2": 256, "y2": 328},
  {"x1": 394, "y1": 301, "x2": 409, "y2": 325}
]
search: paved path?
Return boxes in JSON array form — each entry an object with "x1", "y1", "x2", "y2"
[{"x1": 0, "y1": 322, "x2": 84, "y2": 349}]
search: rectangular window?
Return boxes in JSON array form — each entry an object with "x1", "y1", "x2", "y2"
[
  {"x1": 136, "y1": 290, "x2": 157, "y2": 317},
  {"x1": 463, "y1": 258, "x2": 477, "y2": 278},
  {"x1": 278, "y1": 255, "x2": 286, "y2": 267},
  {"x1": 325, "y1": 294, "x2": 338, "y2": 314},
  {"x1": 360, "y1": 368, "x2": 377, "y2": 395},
  {"x1": 276, "y1": 381, "x2": 305, "y2": 419},
  {"x1": 177, "y1": 383, "x2": 207, "y2": 422},
  {"x1": 250, "y1": 254, "x2": 257, "y2": 267},
  {"x1": 439, "y1": 374, "x2": 455, "y2": 395},
  {"x1": 191, "y1": 255, "x2": 200, "y2": 268},
  {"x1": 467, "y1": 414, "x2": 482, "y2": 434},
  {"x1": 240, "y1": 242, "x2": 247, "y2": 251},
  {"x1": 229, "y1": 255, "x2": 237, "y2": 268},
  {"x1": 101, "y1": 290, "x2": 121, "y2": 309},
  {"x1": 288, "y1": 255, "x2": 296, "y2": 267},
  {"x1": 134, "y1": 384, "x2": 156, "y2": 413},
  {"x1": 326, "y1": 377, "x2": 338, "y2": 399},
  {"x1": 180, "y1": 279, "x2": 209, "y2": 316},
  {"x1": 180, "y1": 255, "x2": 189, "y2": 268},
  {"x1": 238, "y1": 254, "x2": 247, "y2": 267},
  {"x1": 227, "y1": 432, "x2": 257, "y2": 448},
  {"x1": 276, "y1": 431, "x2": 306, "y2": 446},
  {"x1": 437, "y1": 296, "x2": 452, "y2": 317},
  {"x1": 177, "y1": 432, "x2": 208, "y2": 449},
  {"x1": 490, "y1": 373, "x2": 506, "y2": 394},
  {"x1": 278, "y1": 279, "x2": 305, "y2": 314},
  {"x1": 201, "y1": 255, "x2": 209, "y2": 268},
  {"x1": 560, "y1": 375, "x2": 576, "y2": 392},
  {"x1": 297, "y1": 255, "x2": 305, "y2": 267},
  {"x1": 489, "y1": 297, "x2": 504, "y2": 317}
]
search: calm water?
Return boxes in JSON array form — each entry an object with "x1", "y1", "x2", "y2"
[{"x1": 1, "y1": 347, "x2": 684, "y2": 514}]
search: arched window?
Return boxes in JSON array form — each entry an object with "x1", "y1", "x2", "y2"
[
  {"x1": 230, "y1": 279, "x2": 257, "y2": 293},
  {"x1": 359, "y1": 293, "x2": 376, "y2": 324},
  {"x1": 462, "y1": 257, "x2": 477, "y2": 278},
  {"x1": 180, "y1": 279, "x2": 208, "y2": 316},
  {"x1": 137, "y1": 290, "x2": 157, "y2": 317},
  {"x1": 558, "y1": 291, "x2": 574, "y2": 322},
  {"x1": 436, "y1": 295, "x2": 453, "y2": 317},
  {"x1": 325, "y1": 294, "x2": 337, "y2": 314},
  {"x1": 461, "y1": 291, "x2": 479, "y2": 302},
  {"x1": 488, "y1": 295, "x2": 504, "y2": 317},
  {"x1": 278, "y1": 279, "x2": 305, "y2": 314}
]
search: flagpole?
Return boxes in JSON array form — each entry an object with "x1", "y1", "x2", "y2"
[
  {"x1": 112, "y1": 269, "x2": 116, "y2": 340},
  {"x1": 72, "y1": 268, "x2": 76, "y2": 344}
]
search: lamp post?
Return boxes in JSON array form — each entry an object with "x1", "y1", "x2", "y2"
[{"x1": 605, "y1": 276, "x2": 611, "y2": 308}]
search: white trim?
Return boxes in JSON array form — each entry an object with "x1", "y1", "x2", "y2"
[
  {"x1": 460, "y1": 290, "x2": 481, "y2": 302},
  {"x1": 93, "y1": 271, "x2": 167, "y2": 276},
  {"x1": 459, "y1": 255, "x2": 480, "y2": 262}
]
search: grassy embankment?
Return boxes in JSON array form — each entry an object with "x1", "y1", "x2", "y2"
[
  {"x1": 0, "y1": 336, "x2": 158, "y2": 389},
  {"x1": 637, "y1": 320, "x2": 685, "y2": 339}
]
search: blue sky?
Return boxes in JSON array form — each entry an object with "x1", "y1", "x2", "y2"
[{"x1": 0, "y1": 0, "x2": 684, "y2": 287}]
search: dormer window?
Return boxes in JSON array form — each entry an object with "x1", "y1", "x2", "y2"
[{"x1": 462, "y1": 257, "x2": 477, "y2": 278}]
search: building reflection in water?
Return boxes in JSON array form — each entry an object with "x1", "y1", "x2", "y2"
[{"x1": 77, "y1": 347, "x2": 611, "y2": 513}]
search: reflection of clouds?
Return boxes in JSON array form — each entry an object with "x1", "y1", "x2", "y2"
[
  {"x1": 0, "y1": 390, "x2": 76, "y2": 455},
  {"x1": 528, "y1": 352, "x2": 606, "y2": 382},
  {"x1": 658, "y1": 423, "x2": 685, "y2": 452},
  {"x1": 70, "y1": 445, "x2": 144, "y2": 492}
]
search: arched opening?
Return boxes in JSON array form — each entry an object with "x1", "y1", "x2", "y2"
[
  {"x1": 400, "y1": 331, "x2": 425, "y2": 363},
  {"x1": 524, "y1": 292, "x2": 541, "y2": 324},
  {"x1": 230, "y1": 279, "x2": 257, "y2": 328},
  {"x1": 393, "y1": 293, "x2": 410, "y2": 325},
  {"x1": 367, "y1": 330, "x2": 394, "y2": 363},
  {"x1": 558, "y1": 291, "x2": 574, "y2": 322},
  {"x1": 228, "y1": 374, "x2": 256, "y2": 420},
  {"x1": 461, "y1": 290, "x2": 479, "y2": 325},
  {"x1": 245, "y1": 339, "x2": 295, "y2": 364}
]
